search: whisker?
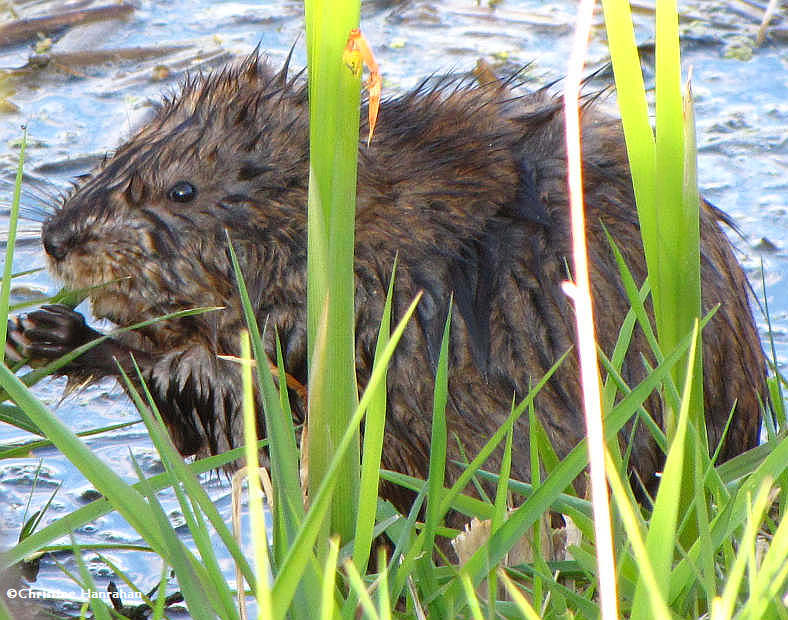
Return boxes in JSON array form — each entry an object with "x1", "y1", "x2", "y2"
[
  {"x1": 0, "y1": 202, "x2": 52, "y2": 223},
  {"x1": 19, "y1": 204, "x2": 51, "y2": 223},
  {"x1": 0, "y1": 175, "x2": 62, "y2": 204},
  {"x1": 0, "y1": 226, "x2": 42, "y2": 244}
]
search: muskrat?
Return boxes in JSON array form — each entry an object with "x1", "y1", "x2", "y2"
[{"x1": 6, "y1": 53, "x2": 766, "y2": 514}]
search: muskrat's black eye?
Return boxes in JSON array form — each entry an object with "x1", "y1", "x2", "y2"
[{"x1": 167, "y1": 181, "x2": 197, "y2": 203}]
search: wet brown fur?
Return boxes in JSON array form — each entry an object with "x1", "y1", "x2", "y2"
[{"x1": 12, "y1": 53, "x2": 766, "y2": 513}]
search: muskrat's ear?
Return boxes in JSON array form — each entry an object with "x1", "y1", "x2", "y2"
[{"x1": 124, "y1": 171, "x2": 148, "y2": 206}]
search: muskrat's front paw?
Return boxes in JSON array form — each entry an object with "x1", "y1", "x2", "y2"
[{"x1": 5, "y1": 304, "x2": 94, "y2": 366}]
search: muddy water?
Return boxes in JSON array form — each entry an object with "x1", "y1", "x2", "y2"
[{"x1": 0, "y1": 0, "x2": 786, "y2": 614}]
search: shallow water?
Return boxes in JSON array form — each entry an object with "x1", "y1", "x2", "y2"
[{"x1": 0, "y1": 0, "x2": 786, "y2": 615}]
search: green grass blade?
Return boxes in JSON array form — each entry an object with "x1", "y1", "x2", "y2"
[
  {"x1": 631, "y1": 321, "x2": 701, "y2": 617},
  {"x1": 344, "y1": 557, "x2": 381, "y2": 620},
  {"x1": 380, "y1": 468, "x2": 494, "y2": 520},
  {"x1": 419, "y1": 302, "x2": 452, "y2": 619},
  {"x1": 679, "y1": 78, "x2": 705, "y2": 448},
  {"x1": 354, "y1": 259, "x2": 397, "y2": 571},
  {"x1": 599, "y1": 0, "x2": 656, "y2": 249},
  {"x1": 424, "y1": 302, "x2": 451, "y2": 551},
  {"x1": 0, "y1": 403, "x2": 44, "y2": 436},
  {"x1": 0, "y1": 129, "x2": 26, "y2": 362},
  {"x1": 95, "y1": 552, "x2": 159, "y2": 612},
  {"x1": 654, "y1": 17, "x2": 702, "y2": 445},
  {"x1": 240, "y1": 331, "x2": 274, "y2": 619},
  {"x1": 714, "y1": 476, "x2": 774, "y2": 618},
  {"x1": 490, "y1": 419, "x2": 516, "y2": 609},
  {"x1": 498, "y1": 568, "x2": 544, "y2": 620},
  {"x1": 319, "y1": 536, "x2": 341, "y2": 620},
  {"x1": 158, "y1": 476, "x2": 239, "y2": 619},
  {"x1": 377, "y1": 548, "x2": 393, "y2": 620},
  {"x1": 459, "y1": 573, "x2": 484, "y2": 620},
  {"x1": 605, "y1": 449, "x2": 671, "y2": 620},
  {"x1": 131, "y1": 458, "x2": 231, "y2": 620},
  {"x1": 70, "y1": 536, "x2": 111, "y2": 620},
  {"x1": 604, "y1": 228, "x2": 681, "y2": 413}
]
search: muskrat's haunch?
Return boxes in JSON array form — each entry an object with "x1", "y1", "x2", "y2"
[{"x1": 7, "y1": 53, "x2": 766, "y2": 511}]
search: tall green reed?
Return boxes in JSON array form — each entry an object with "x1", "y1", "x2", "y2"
[
  {"x1": 304, "y1": 0, "x2": 363, "y2": 548},
  {"x1": 600, "y1": 0, "x2": 703, "y2": 443},
  {"x1": 563, "y1": 2, "x2": 618, "y2": 616},
  {"x1": 0, "y1": 128, "x2": 25, "y2": 361},
  {"x1": 601, "y1": 0, "x2": 705, "y2": 554}
]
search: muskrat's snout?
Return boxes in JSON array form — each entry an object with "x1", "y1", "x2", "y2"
[{"x1": 42, "y1": 219, "x2": 74, "y2": 262}]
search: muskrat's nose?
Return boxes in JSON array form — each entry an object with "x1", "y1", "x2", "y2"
[{"x1": 42, "y1": 224, "x2": 73, "y2": 261}]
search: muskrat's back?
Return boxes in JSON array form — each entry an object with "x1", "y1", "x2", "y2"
[{"x1": 8, "y1": 54, "x2": 766, "y2": 511}]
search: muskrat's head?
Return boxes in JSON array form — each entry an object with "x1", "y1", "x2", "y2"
[{"x1": 43, "y1": 52, "x2": 310, "y2": 327}]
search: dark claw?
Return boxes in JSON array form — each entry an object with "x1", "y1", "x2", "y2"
[
  {"x1": 5, "y1": 318, "x2": 28, "y2": 364},
  {"x1": 25, "y1": 342, "x2": 76, "y2": 359}
]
